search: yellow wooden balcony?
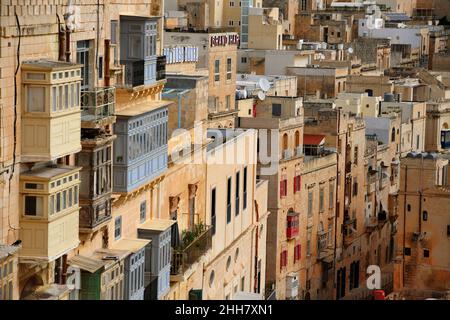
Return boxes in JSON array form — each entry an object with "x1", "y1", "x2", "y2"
[
  {"x1": 19, "y1": 165, "x2": 81, "y2": 262},
  {"x1": 21, "y1": 60, "x2": 82, "y2": 162}
]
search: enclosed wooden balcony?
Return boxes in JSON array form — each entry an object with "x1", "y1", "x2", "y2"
[
  {"x1": 21, "y1": 60, "x2": 82, "y2": 162},
  {"x1": 19, "y1": 165, "x2": 81, "y2": 262}
]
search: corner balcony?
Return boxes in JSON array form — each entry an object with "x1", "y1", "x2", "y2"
[
  {"x1": 170, "y1": 225, "x2": 212, "y2": 280},
  {"x1": 19, "y1": 165, "x2": 81, "y2": 262},
  {"x1": 81, "y1": 87, "x2": 116, "y2": 128}
]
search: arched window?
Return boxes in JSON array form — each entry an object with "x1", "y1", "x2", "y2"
[
  {"x1": 391, "y1": 127, "x2": 396, "y2": 142},
  {"x1": 443, "y1": 123, "x2": 449, "y2": 129},
  {"x1": 283, "y1": 133, "x2": 288, "y2": 150},
  {"x1": 295, "y1": 130, "x2": 300, "y2": 147}
]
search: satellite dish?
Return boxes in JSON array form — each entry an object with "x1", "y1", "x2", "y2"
[
  {"x1": 348, "y1": 47, "x2": 354, "y2": 54},
  {"x1": 257, "y1": 91, "x2": 266, "y2": 101},
  {"x1": 258, "y1": 78, "x2": 271, "y2": 92}
]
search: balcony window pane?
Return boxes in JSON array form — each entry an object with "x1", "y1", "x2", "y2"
[
  {"x1": 52, "y1": 86, "x2": 57, "y2": 111},
  {"x1": 56, "y1": 193, "x2": 61, "y2": 212},
  {"x1": 49, "y1": 195, "x2": 54, "y2": 215},
  {"x1": 62, "y1": 190, "x2": 67, "y2": 210},
  {"x1": 24, "y1": 196, "x2": 43, "y2": 216},
  {"x1": 27, "y1": 87, "x2": 45, "y2": 112},
  {"x1": 74, "y1": 186, "x2": 79, "y2": 204},
  {"x1": 59, "y1": 86, "x2": 63, "y2": 110},
  {"x1": 64, "y1": 85, "x2": 69, "y2": 109},
  {"x1": 68, "y1": 188, "x2": 73, "y2": 207},
  {"x1": 71, "y1": 83, "x2": 75, "y2": 108}
]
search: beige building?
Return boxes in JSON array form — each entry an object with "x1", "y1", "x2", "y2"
[
  {"x1": 240, "y1": 96, "x2": 305, "y2": 299},
  {"x1": 394, "y1": 153, "x2": 450, "y2": 298},
  {"x1": 203, "y1": 128, "x2": 268, "y2": 299},
  {"x1": 247, "y1": 8, "x2": 284, "y2": 50},
  {"x1": 425, "y1": 101, "x2": 450, "y2": 153},
  {"x1": 164, "y1": 31, "x2": 239, "y2": 128},
  {"x1": 335, "y1": 92, "x2": 382, "y2": 118}
]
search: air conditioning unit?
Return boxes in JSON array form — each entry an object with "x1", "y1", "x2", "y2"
[{"x1": 286, "y1": 273, "x2": 299, "y2": 299}]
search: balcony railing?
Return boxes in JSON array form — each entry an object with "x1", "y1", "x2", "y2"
[
  {"x1": 81, "y1": 87, "x2": 115, "y2": 126},
  {"x1": 171, "y1": 225, "x2": 212, "y2": 276}
]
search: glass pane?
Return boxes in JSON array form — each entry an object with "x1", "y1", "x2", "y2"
[
  {"x1": 27, "y1": 87, "x2": 45, "y2": 112},
  {"x1": 52, "y1": 86, "x2": 57, "y2": 111}
]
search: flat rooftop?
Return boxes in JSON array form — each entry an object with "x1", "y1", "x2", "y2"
[
  {"x1": 116, "y1": 100, "x2": 172, "y2": 117},
  {"x1": 20, "y1": 165, "x2": 80, "y2": 180},
  {"x1": 22, "y1": 59, "x2": 82, "y2": 71}
]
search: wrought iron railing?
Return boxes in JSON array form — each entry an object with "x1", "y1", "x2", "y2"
[
  {"x1": 81, "y1": 87, "x2": 115, "y2": 123},
  {"x1": 171, "y1": 225, "x2": 212, "y2": 275}
]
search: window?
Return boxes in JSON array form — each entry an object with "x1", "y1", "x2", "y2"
[
  {"x1": 98, "y1": 56, "x2": 103, "y2": 80},
  {"x1": 308, "y1": 192, "x2": 313, "y2": 217},
  {"x1": 230, "y1": 1, "x2": 234, "y2": 6},
  {"x1": 227, "y1": 177, "x2": 232, "y2": 223},
  {"x1": 301, "y1": 0, "x2": 307, "y2": 11},
  {"x1": 416, "y1": 135, "x2": 420, "y2": 150},
  {"x1": 272, "y1": 104, "x2": 282, "y2": 117},
  {"x1": 294, "y1": 243, "x2": 301, "y2": 262},
  {"x1": 353, "y1": 178, "x2": 358, "y2": 197},
  {"x1": 294, "y1": 175, "x2": 301, "y2": 193},
  {"x1": 111, "y1": 20, "x2": 118, "y2": 44},
  {"x1": 337, "y1": 32, "x2": 341, "y2": 38},
  {"x1": 140, "y1": 201, "x2": 147, "y2": 222},
  {"x1": 228, "y1": 20, "x2": 234, "y2": 26},
  {"x1": 354, "y1": 146, "x2": 358, "y2": 165},
  {"x1": 280, "y1": 250, "x2": 288, "y2": 269},
  {"x1": 115, "y1": 216, "x2": 122, "y2": 240},
  {"x1": 24, "y1": 196, "x2": 43, "y2": 217},
  {"x1": 422, "y1": 211, "x2": 428, "y2": 221},
  {"x1": 404, "y1": 247, "x2": 411, "y2": 256},
  {"x1": 27, "y1": 87, "x2": 45, "y2": 112},
  {"x1": 77, "y1": 40, "x2": 91, "y2": 90},
  {"x1": 407, "y1": 204, "x2": 411, "y2": 212},
  {"x1": 319, "y1": 188, "x2": 324, "y2": 212},
  {"x1": 226, "y1": 95, "x2": 231, "y2": 111},
  {"x1": 243, "y1": 167, "x2": 248, "y2": 210},
  {"x1": 227, "y1": 58, "x2": 232, "y2": 80},
  {"x1": 391, "y1": 128, "x2": 396, "y2": 142},
  {"x1": 214, "y1": 59, "x2": 220, "y2": 81},
  {"x1": 241, "y1": 276, "x2": 245, "y2": 291},
  {"x1": 241, "y1": 57, "x2": 247, "y2": 64},
  {"x1": 280, "y1": 179, "x2": 287, "y2": 198}
]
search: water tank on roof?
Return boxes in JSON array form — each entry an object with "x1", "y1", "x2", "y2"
[{"x1": 384, "y1": 93, "x2": 395, "y2": 102}]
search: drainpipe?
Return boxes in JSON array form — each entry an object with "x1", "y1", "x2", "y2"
[
  {"x1": 254, "y1": 199, "x2": 260, "y2": 293},
  {"x1": 402, "y1": 165, "x2": 408, "y2": 289}
]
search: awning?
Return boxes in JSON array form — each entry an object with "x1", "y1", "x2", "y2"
[
  {"x1": 303, "y1": 134, "x2": 325, "y2": 145},
  {"x1": 139, "y1": 219, "x2": 176, "y2": 232},
  {"x1": 68, "y1": 248, "x2": 130, "y2": 273},
  {"x1": 110, "y1": 238, "x2": 151, "y2": 254}
]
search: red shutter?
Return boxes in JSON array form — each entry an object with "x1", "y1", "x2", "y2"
[
  {"x1": 280, "y1": 250, "x2": 288, "y2": 269},
  {"x1": 293, "y1": 177, "x2": 297, "y2": 193},
  {"x1": 294, "y1": 245, "x2": 298, "y2": 262},
  {"x1": 280, "y1": 180, "x2": 284, "y2": 197}
]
